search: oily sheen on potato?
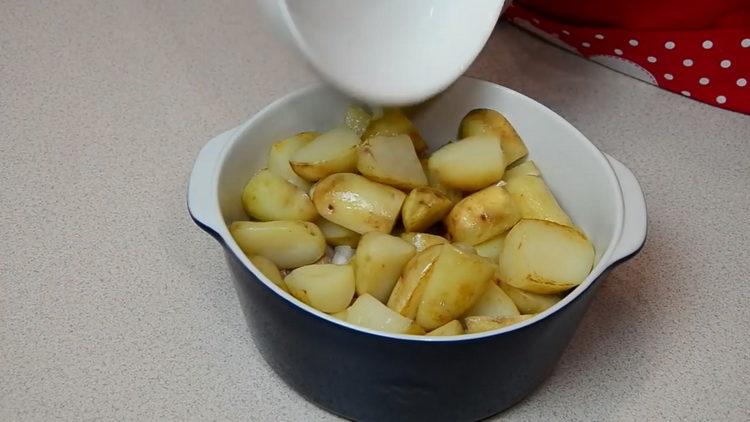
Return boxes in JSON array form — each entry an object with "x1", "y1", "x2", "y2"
[
  {"x1": 312, "y1": 173, "x2": 406, "y2": 234},
  {"x1": 459, "y1": 108, "x2": 528, "y2": 166},
  {"x1": 228, "y1": 105, "x2": 597, "y2": 336},
  {"x1": 499, "y1": 219, "x2": 595, "y2": 294},
  {"x1": 503, "y1": 161, "x2": 573, "y2": 227}
]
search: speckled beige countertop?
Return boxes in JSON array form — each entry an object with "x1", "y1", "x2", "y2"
[{"x1": 2, "y1": 1, "x2": 749, "y2": 421}]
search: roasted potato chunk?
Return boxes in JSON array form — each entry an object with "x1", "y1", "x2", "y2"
[
  {"x1": 503, "y1": 160, "x2": 573, "y2": 227},
  {"x1": 290, "y1": 127, "x2": 360, "y2": 181},
  {"x1": 499, "y1": 281, "x2": 562, "y2": 314},
  {"x1": 499, "y1": 219, "x2": 595, "y2": 294},
  {"x1": 428, "y1": 135, "x2": 505, "y2": 191},
  {"x1": 474, "y1": 232, "x2": 507, "y2": 262},
  {"x1": 399, "y1": 232, "x2": 449, "y2": 252},
  {"x1": 267, "y1": 132, "x2": 319, "y2": 190},
  {"x1": 343, "y1": 105, "x2": 371, "y2": 137},
  {"x1": 230, "y1": 221, "x2": 326, "y2": 269},
  {"x1": 464, "y1": 315, "x2": 534, "y2": 334},
  {"x1": 285, "y1": 264, "x2": 355, "y2": 313},
  {"x1": 460, "y1": 108, "x2": 528, "y2": 166},
  {"x1": 401, "y1": 187, "x2": 453, "y2": 232},
  {"x1": 463, "y1": 283, "x2": 520, "y2": 318},
  {"x1": 345, "y1": 294, "x2": 424, "y2": 335},
  {"x1": 312, "y1": 173, "x2": 406, "y2": 234},
  {"x1": 357, "y1": 135, "x2": 428, "y2": 190},
  {"x1": 387, "y1": 245, "x2": 443, "y2": 319},
  {"x1": 241, "y1": 169, "x2": 317, "y2": 222},
  {"x1": 416, "y1": 244, "x2": 495, "y2": 330},
  {"x1": 249, "y1": 255, "x2": 288, "y2": 291},
  {"x1": 362, "y1": 107, "x2": 428, "y2": 155},
  {"x1": 353, "y1": 232, "x2": 416, "y2": 303},
  {"x1": 422, "y1": 158, "x2": 463, "y2": 205},
  {"x1": 445, "y1": 185, "x2": 521, "y2": 245},
  {"x1": 316, "y1": 219, "x2": 360, "y2": 247},
  {"x1": 425, "y1": 320, "x2": 464, "y2": 336}
]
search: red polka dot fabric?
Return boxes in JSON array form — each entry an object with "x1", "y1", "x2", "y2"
[{"x1": 505, "y1": 3, "x2": 750, "y2": 114}]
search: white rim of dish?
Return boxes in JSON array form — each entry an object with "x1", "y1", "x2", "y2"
[{"x1": 206, "y1": 78, "x2": 625, "y2": 342}]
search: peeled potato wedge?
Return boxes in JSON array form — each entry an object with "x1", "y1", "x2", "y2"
[
  {"x1": 464, "y1": 315, "x2": 534, "y2": 334},
  {"x1": 267, "y1": 132, "x2": 319, "y2": 190},
  {"x1": 387, "y1": 245, "x2": 442, "y2": 319},
  {"x1": 503, "y1": 160, "x2": 573, "y2": 227},
  {"x1": 345, "y1": 294, "x2": 424, "y2": 335},
  {"x1": 428, "y1": 135, "x2": 505, "y2": 192},
  {"x1": 401, "y1": 187, "x2": 453, "y2": 232},
  {"x1": 316, "y1": 219, "x2": 360, "y2": 247},
  {"x1": 426, "y1": 320, "x2": 464, "y2": 336},
  {"x1": 357, "y1": 135, "x2": 428, "y2": 190},
  {"x1": 463, "y1": 283, "x2": 520, "y2": 318},
  {"x1": 399, "y1": 232, "x2": 449, "y2": 252},
  {"x1": 499, "y1": 219, "x2": 595, "y2": 294},
  {"x1": 416, "y1": 244, "x2": 495, "y2": 330},
  {"x1": 353, "y1": 232, "x2": 416, "y2": 303},
  {"x1": 422, "y1": 158, "x2": 463, "y2": 205},
  {"x1": 249, "y1": 255, "x2": 287, "y2": 291},
  {"x1": 362, "y1": 107, "x2": 428, "y2": 156},
  {"x1": 285, "y1": 264, "x2": 355, "y2": 313},
  {"x1": 503, "y1": 160, "x2": 539, "y2": 180},
  {"x1": 312, "y1": 173, "x2": 406, "y2": 234},
  {"x1": 230, "y1": 221, "x2": 326, "y2": 269},
  {"x1": 445, "y1": 185, "x2": 521, "y2": 245},
  {"x1": 459, "y1": 108, "x2": 528, "y2": 166},
  {"x1": 474, "y1": 232, "x2": 507, "y2": 262},
  {"x1": 241, "y1": 169, "x2": 317, "y2": 222},
  {"x1": 499, "y1": 281, "x2": 561, "y2": 314},
  {"x1": 343, "y1": 105, "x2": 371, "y2": 137},
  {"x1": 290, "y1": 127, "x2": 360, "y2": 181}
]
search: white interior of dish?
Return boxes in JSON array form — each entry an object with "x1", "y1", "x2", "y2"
[{"x1": 213, "y1": 77, "x2": 623, "y2": 341}]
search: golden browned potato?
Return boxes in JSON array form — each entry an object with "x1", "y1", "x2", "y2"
[
  {"x1": 290, "y1": 127, "x2": 360, "y2": 181},
  {"x1": 499, "y1": 281, "x2": 561, "y2": 314},
  {"x1": 362, "y1": 107, "x2": 428, "y2": 156},
  {"x1": 387, "y1": 245, "x2": 443, "y2": 318},
  {"x1": 416, "y1": 244, "x2": 495, "y2": 330},
  {"x1": 399, "y1": 232, "x2": 449, "y2": 252},
  {"x1": 463, "y1": 283, "x2": 520, "y2": 318},
  {"x1": 444, "y1": 185, "x2": 521, "y2": 245},
  {"x1": 230, "y1": 221, "x2": 326, "y2": 269},
  {"x1": 357, "y1": 135, "x2": 428, "y2": 190},
  {"x1": 427, "y1": 135, "x2": 505, "y2": 191},
  {"x1": 474, "y1": 231, "x2": 507, "y2": 262},
  {"x1": 285, "y1": 264, "x2": 355, "y2": 313},
  {"x1": 344, "y1": 294, "x2": 424, "y2": 335},
  {"x1": 241, "y1": 169, "x2": 317, "y2": 222},
  {"x1": 249, "y1": 255, "x2": 288, "y2": 291},
  {"x1": 267, "y1": 132, "x2": 319, "y2": 190},
  {"x1": 316, "y1": 219, "x2": 360, "y2": 247},
  {"x1": 464, "y1": 315, "x2": 534, "y2": 334},
  {"x1": 459, "y1": 108, "x2": 528, "y2": 166},
  {"x1": 312, "y1": 173, "x2": 406, "y2": 234},
  {"x1": 401, "y1": 187, "x2": 453, "y2": 232},
  {"x1": 502, "y1": 160, "x2": 538, "y2": 180},
  {"x1": 353, "y1": 232, "x2": 416, "y2": 303},
  {"x1": 343, "y1": 105, "x2": 371, "y2": 137},
  {"x1": 425, "y1": 320, "x2": 464, "y2": 336},
  {"x1": 422, "y1": 158, "x2": 463, "y2": 205},
  {"x1": 498, "y1": 219, "x2": 595, "y2": 294},
  {"x1": 503, "y1": 160, "x2": 573, "y2": 227}
]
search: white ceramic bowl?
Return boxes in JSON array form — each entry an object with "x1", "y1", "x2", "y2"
[{"x1": 187, "y1": 77, "x2": 647, "y2": 420}]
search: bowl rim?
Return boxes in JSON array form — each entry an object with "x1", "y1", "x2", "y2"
[{"x1": 201, "y1": 76, "x2": 628, "y2": 342}]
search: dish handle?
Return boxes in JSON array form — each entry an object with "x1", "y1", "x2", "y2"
[
  {"x1": 187, "y1": 127, "x2": 238, "y2": 240},
  {"x1": 604, "y1": 153, "x2": 648, "y2": 264}
]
